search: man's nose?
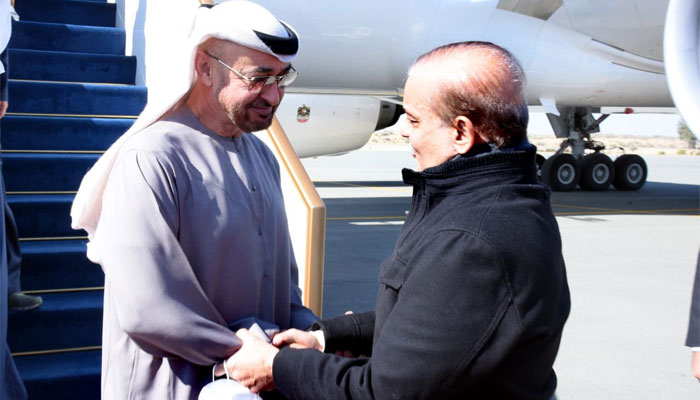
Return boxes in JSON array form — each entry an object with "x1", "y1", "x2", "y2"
[{"x1": 259, "y1": 82, "x2": 282, "y2": 106}]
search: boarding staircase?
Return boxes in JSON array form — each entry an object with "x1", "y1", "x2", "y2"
[{"x1": 4, "y1": 0, "x2": 145, "y2": 398}]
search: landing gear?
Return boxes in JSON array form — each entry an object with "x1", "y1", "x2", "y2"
[
  {"x1": 537, "y1": 106, "x2": 648, "y2": 191},
  {"x1": 579, "y1": 153, "x2": 614, "y2": 191},
  {"x1": 612, "y1": 154, "x2": 647, "y2": 190},
  {"x1": 535, "y1": 153, "x2": 546, "y2": 180},
  {"x1": 542, "y1": 154, "x2": 579, "y2": 191}
]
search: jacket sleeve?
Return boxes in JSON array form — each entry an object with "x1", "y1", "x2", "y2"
[
  {"x1": 311, "y1": 311, "x2": 375, "y2": 356},
  {"x1": 272, "y1": 230, "x2": 514, "y2": 400},
  {"x1": 687, "y1": 252, "x2": 700, "y2": 347},
  {"x1": 97, "y1": 149, "x2": 241, "y2": 365}
]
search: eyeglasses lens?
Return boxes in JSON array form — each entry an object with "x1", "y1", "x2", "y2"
[{"x1": 250, "y1": 70, "x2": 298, "y2": 91}]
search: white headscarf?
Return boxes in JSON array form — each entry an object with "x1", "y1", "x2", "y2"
[
  {"x1": 0, "y1": 0, "x2": 12, "y2": 74},
  {"x1": 71, "y1": 0, "x2": 299, "y2": 262}
]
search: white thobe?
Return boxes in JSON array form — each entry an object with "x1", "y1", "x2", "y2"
[{"x1": 96, "y1": 106, "x2": 316, "y2": 399}]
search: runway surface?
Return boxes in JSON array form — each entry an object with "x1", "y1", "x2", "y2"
[{"x1": 302, "y1": 150, "x2": 700, "y2": 399}]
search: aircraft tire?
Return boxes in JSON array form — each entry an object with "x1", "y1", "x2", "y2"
[
  {"x1": 535, "y1": 153, "x2": 546, "y2": 181},
  {"x1": 579, "y1": 153, "x2": 614, "y2": 191},
  {"x1": 613, "y1": 154, "x2": 647, "y2": 190},
  {"x1": 542, "y1": 153, "x2": 579, "y2": 191}
]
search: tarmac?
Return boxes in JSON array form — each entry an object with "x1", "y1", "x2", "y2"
[{"x1": 301, "y1": 149, "x2": 700, "y2": 399}]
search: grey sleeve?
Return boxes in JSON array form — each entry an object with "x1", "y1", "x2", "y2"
[
  {"x1": 287, "y1": 249, "x2": 319, "y2": 330},
  {"x1": 98, "y1": 149, "x2": 240, "y2": 365},
  {"x1": 266, "y1": 145, "x2": 318, "y2": 330},
  {"x1": 289, "y1": 282, "x2": 319, "y2": 330}
]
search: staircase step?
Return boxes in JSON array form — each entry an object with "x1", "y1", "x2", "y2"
[
  {"x1": 9, "y1": 49, "x2": 136, "y2": 84},
  {"x1": 8, "y1": 291, "x2": 103, "y2": 353},
  {"x1": 5, "y1": 0, "x2": 143, "y2": 394},
  {"x1": 4, "y1": 154, "x2": 98, "y2": 192},
  {"x1": 31, "y1": 0, "x2": 107, "y2": 2},
  {"x1": 8, "y1": 80, "x2": 147, "y2": 116},
  {"x1": 20, "y1": 240, "x2": 103, "y2": 291},
  {"x1": 15, "y1": 0, "x2": 116, "y2": 27},
  {"x1": 2, "y1": 115, "x2": 131, "y2": 151},
  {"x1": 7, "y1": 194, "x2": 83, "y2": 238},
  {"x1": 9, "y1": 20, "x2": 125, "y2": 55},
  {"x1": 14, "y1": 350, "x2": 101, "y2": 400}
]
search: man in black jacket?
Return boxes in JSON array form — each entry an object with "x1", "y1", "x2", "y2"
[{"x1": 227, "y1": 41, "x2": 571, "y2": 400}]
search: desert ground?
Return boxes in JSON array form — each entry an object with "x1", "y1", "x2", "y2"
[{"x1": 366, "y1": 130, "x2": 700, "y2": 156}]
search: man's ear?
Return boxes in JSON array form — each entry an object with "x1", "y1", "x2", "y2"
[
  {"x1": 453, "y1": 116, "x2": 476, "y2": 154},
  {"x1": 194, "y1": 50, "x2": 214, "y2": 87}
]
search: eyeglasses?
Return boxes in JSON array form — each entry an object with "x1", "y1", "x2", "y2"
[{"x1": 204, "y1": 51, "x2": 298, "y2": 92}]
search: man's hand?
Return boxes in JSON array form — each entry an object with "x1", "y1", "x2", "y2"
[
  {"x1": 0, "y1": 101, "x2": 8, "y2": 119},
  {"x1": 692, "y1": 351, "x2": 700, "y2": 380},
  {"x1": 227, "y1": 328, "x2": 279, "y2": 393},
  {"x1": 272, "y1": 329, "x2": 323, "y2": 351}
]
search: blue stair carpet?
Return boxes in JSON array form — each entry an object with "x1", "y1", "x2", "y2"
[
  {"x1": 1, "y1": 116, "x2": 134, "y2": 151},
  {"x1": 40, "y1": 0, "x2": 106, "y2": 2},
  {"x1": 8, "y1": 81, "x2": 147, "y2": 116},
  {"x1": 5, "y1": 0, "x2": 146, "y2": 396},
  {"x1": 15, "y1": 0, "x2": 116, "y2": 28},
  {"x1": 7, "y1": 194, "x2": 86, "y2": 238},
  {"x1": 3, "y1": 154, "x2": 100, "y2": 192},
  {"x1": 13, "y1": 350, "x2": 101, "y2": 400},
  {"x1": 10, "y1": 20, "x2": 126, "y2": 55},
  {"x1": 7, "y1": 291, "x2": 103, "y2": 352},
  {"x1": 9, "y1": 49, "x2": 137, "y2": 84},
  {"x1": 19, "y1": 240, "x2": 104, "y2": 291}
]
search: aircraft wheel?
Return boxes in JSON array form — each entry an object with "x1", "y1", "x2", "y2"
[
  {"x1": 579, "y1": 153, "x2": 614, "y2": 190},
  {"x1": 542, "y1": 153, "x2": 579, "y2": 191},
  {"x1": 535, "y1": 154, "x2": 546, "y2": 181},
  {"x1": 613, "y1": 154, "x2": 647, "y2": 190}
]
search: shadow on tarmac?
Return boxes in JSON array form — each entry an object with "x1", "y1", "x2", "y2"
[
  {"x1": 550, "y1": 181, "x2": 699, "y2": 216},
  {"x1": 316, "y1": 180, "x2": 699, "y2": 217},
  {"x1": 319, "y1": 180, "x2": 698, "y2": 317}
]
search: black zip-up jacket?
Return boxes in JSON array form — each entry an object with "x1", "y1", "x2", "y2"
[{"x1": 274, "y1": 144, "x2": 571, "y2": 400}]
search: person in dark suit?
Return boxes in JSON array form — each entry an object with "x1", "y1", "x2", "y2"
[
  {"x1": 225, "y1": 41, "x2": 571, "y2": 399},
  {"x1": 0, "y1": 2, "x2": 41, "y2": 313},
  {"x1": 686, "y1": 252, "x2": 700, "y2": 381},
  {"x1": 1, "y1": 1, "x2": 31, "y2": 398}
]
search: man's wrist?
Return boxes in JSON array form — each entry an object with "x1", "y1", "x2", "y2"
[
  {"x1": 266, "y1": 346, "x2": 280, "y2": 376},
  {"x1": 310, "y1": 330, "x2": 325, "y2": 352}
]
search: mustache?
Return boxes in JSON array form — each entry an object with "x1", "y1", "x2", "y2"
[{"x1": 250, "y1": 99, "x2": 274, "y2": 108}]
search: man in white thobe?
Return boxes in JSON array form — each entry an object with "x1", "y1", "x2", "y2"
[{"x1": 71, "y1": 2, "x2": 317, "y2": 398}]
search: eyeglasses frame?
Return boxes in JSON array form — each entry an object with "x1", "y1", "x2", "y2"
[{"x1": 203, "y1": 51, "x2": 298, "y2": 92}]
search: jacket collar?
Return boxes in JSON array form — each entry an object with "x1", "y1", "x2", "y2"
[{"x1": 402, "y1": 141, "x2": 538, "y2": 194}]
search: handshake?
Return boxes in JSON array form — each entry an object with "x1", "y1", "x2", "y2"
[{"x1": 213, "y1": 324, "x2": 326, "y2": 394}]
